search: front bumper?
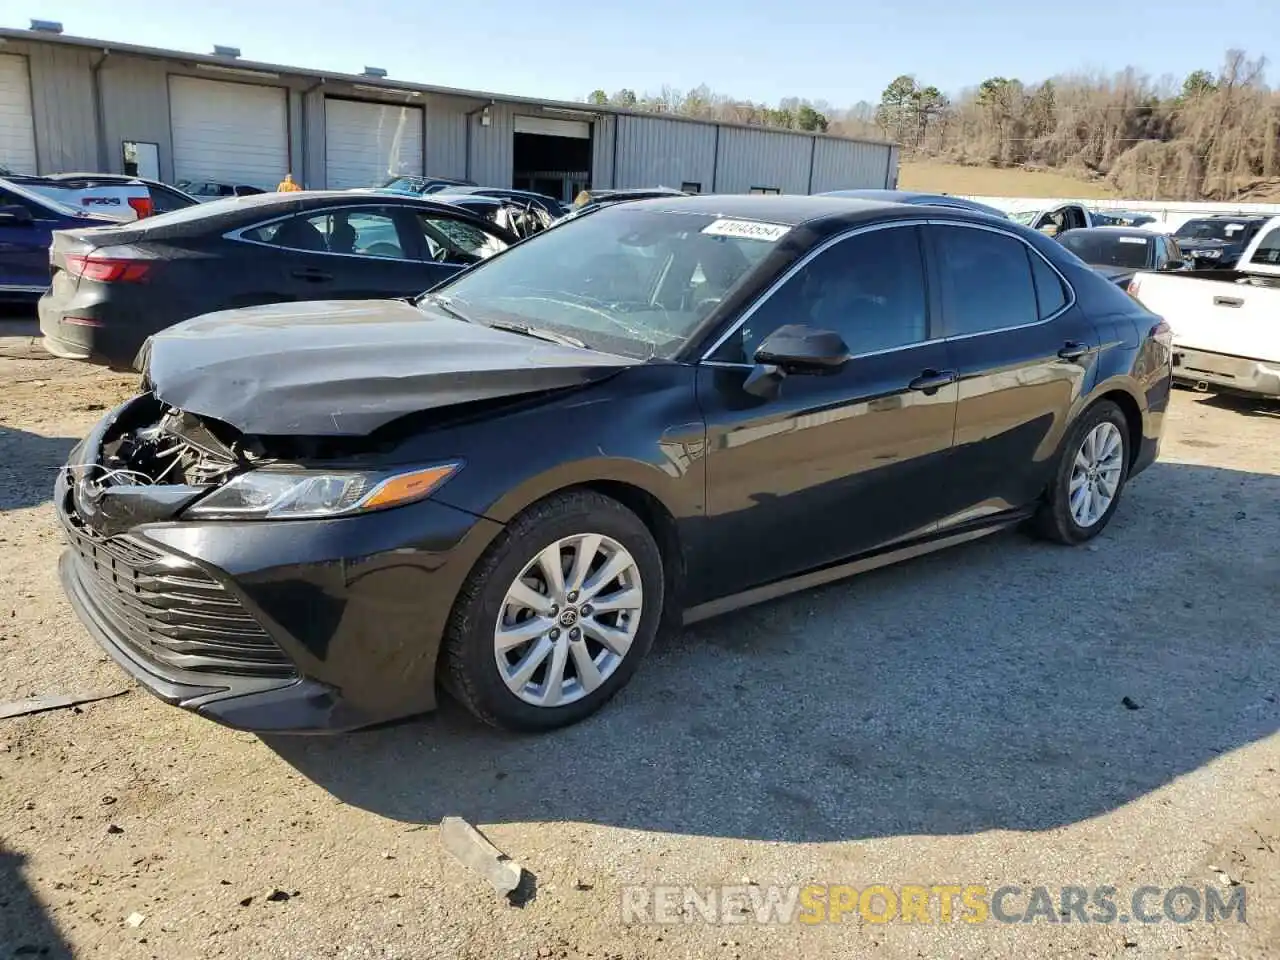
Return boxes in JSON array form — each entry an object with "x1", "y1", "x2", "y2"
[
  {"x1": 1173, "y1": 346, "x2": 1280, "y2": 398},
  {"x1": 53, "y1": 414, "x2": 504, "y2": 733}
]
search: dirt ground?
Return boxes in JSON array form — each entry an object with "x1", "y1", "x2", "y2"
[
  {"x1": 899, "y1": 162, "x2": 1120, "y2": 200},
  {"x1": 1, "y1": 344, "x2": 1277, "y2": 960}
]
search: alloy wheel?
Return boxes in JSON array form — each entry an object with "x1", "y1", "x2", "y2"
[
  {"x1": 1068, "y1": 421, "x2": 1124, "y2": 528},
  {"x1": 494, "y1": 533, "x2": 644, "y2": 707}
]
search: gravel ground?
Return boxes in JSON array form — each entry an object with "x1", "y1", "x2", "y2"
[{"x1": 1, "y1": 345, "x2": 1277, "y2": 960}]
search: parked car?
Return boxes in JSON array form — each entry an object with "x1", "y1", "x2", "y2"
[
  {"x1": 54, "y1": 195, "x2": 1171, "y2": 734},
  {"x1": 6, "y1": 173, "x2": 156, "y2": 221},
  {"x1": 433, "y1": 193, "x2": 554, "y2": 239},
  {"x1": 1089, "y1": 209, "x2": 1158, "y2": 228},
  {"x1": 568, "y1": 187, "x2": 690, "y2": 215},
  {"x1": 1004, "y1": 201, "x2": 1098, "y2": 236},
  {"x1": 433, "y1": 185, "x2": 565, "y2": 222},
  {"x1": 39, "y1": 190, "x2": 518, "y2": 369},
  {"x1": 820, "y1": 189, "x2": 1010, "y2": 218},
  {"x1": 176, "y1": 180, "x2": 267, "y2": 202},
  {"x1": 44, "y1": 173, "x2": 200, "y2": 215},
  {"x1": 1169, "y1": 214, "x2": 1271, "y2": 270},
  {"x1": 1057, "y1": 226, "x2": 1191, "y2": 288},
  {"x1": 377, "y1": 175, "x2": 478, "y2": 196},
  {"x1": 1128, "y1": 215, "x2": 1280, "y2": 398},
  {"x1": 1, "y1": 177, "x2": 118, "y2": 301}
]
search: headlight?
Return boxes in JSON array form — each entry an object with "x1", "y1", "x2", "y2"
[
  {"x1": 1198, "y1": 249, "x2": 1221, "y2": 258},
  {"x1": 184, "y1": 462, "x2": 461, "y2": 520}
]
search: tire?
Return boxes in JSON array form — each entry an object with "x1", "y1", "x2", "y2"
[
  {"x1": 1032, "y1": 399, "x2": 1131, "y2": 545},
  {"x1": 442, "y1": 489, "x2": 664, "y2": 731}
]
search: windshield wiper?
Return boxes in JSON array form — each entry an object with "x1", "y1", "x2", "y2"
[
  {"x1": 418, "y1": 292, "x2": 474, "y2": 322},
  {"x1": 485, "y1": 319, "x2": 586, "y2": 349}
]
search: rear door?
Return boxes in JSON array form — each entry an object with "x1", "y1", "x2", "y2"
[{"x1": 925, "y1": 221, "x2": 1099, "y2": 528}]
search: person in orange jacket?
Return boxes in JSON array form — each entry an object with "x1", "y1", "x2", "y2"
[{"x1": 277, "y1": 173, "x2": 302, "y2": 192}]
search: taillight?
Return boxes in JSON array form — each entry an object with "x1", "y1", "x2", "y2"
[
  {"x1": 127, "y1": 196, "x2": 154, "y2": 219},
  {"x1": 65, "y1": 254, "x2": 152, "y2": 283}
]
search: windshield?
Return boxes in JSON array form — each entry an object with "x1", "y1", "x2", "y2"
[
  {"x1": 425, "y1": 207, "x2": 787, "y2": 360},
  {"x1": 1059, "y1": 231, "x2": 1152, "y2": 268},
  {"x1": 1008, "y1": 210, "x2": 1038, "y2": 225},
  {"x1": 1173, "y1": 219, "x2": 1249, "y2": 242}
]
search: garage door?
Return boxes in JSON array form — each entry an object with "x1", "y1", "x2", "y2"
[
  {"x1": 514, "y1": 115, "x2": 591, "y2": 139},
  {"x1": 169, "y1": 75, "x2": 288, "y2": 190},
  {"x1": 324, "y1": 98, "x2": 424, "y2": 189},
  {"x1": 0, "y1": 54, "x2": 38, "y2": 175}
]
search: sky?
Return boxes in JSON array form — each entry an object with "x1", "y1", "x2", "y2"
[{"x1": 7, "y1": 0, "x2": 1277, "y2": 108}]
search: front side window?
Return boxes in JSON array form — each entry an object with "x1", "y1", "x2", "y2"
[
  {"x1": 244, "y1": 209, "x2": 409, "y2": 258},
  {"x1": 428, "y1": 207, "x2": 783, "y2": 359},
  {"x1": 934, "y1": 225, "x2": 1038, "y2": 337},
  {"x1": 416, "y1": 214, "x2": 506, "y2": 264},
  {"x1": 728, "y1": 226, "x2": 929, "y2": 362},
  {"x1": 1249, "y1": 226, "x2": 1280, "y2": 266}
]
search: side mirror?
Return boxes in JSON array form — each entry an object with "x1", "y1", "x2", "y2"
[
  {"x1": 742, "y1": 324, "x2": 850, "y2": 398},
  {"x1": 0, "y1": 204, "x2": 34, "y2": 226}
]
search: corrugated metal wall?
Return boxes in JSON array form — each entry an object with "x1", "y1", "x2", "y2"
[
  {"x1": 5, "y1": 34, "x2": 898, "y2": 195},
  {"x1": 16, "y1": 40, "x2": 98, "y2": 173},
  {"x1": 713, "y1": 126, "x2": 812, "y2": 194},
  {"x1": 810, "y1": 137, "x2": 897, "y2": 192},
  {"x1": 614, "y1": 116, "x2": 717, "y2": 191}
]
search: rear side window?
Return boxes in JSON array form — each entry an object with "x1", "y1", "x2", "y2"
[
  {"x1": 244, "y1": 209, "x2": 410, "y2": 258},
  {"x1": 933, "y1": 226, "x2": 1039, "y2": 336},
  {"x1": 1028, "y1": 248, "x2": 1069, "y2": 318},
  {"x1": 1250, "y1": 227, "x2": 1280, "y2": 266}
]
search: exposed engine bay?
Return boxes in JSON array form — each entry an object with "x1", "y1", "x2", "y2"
[{"x1": 99, "y1": 401, "x2": 250, "y2": 488}]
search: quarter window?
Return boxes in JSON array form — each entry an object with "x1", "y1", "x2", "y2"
[
  {"x1": 934, "y1": 225, "x2": 1039, "y2": 336},
  {"x1": 732, "y1": 225, "x2": 929, "y2": 361},
  {"x1": 1027, "y1": 247, "x2": 1068, "y2": 318}
]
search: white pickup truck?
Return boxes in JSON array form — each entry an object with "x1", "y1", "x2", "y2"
[
  {"x1": 6, "y1": 174, "x2": 155, "y2": 221},
  {"x1": 1128, "y1": 215, "x2": 1280, "y2": 398}
]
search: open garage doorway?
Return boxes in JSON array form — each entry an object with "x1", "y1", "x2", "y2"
[{"x1": 512, "y1": 115, "x2": 592, "y2": 203}]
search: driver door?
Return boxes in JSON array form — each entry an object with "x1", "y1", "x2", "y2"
[{"x1": 691, "y1": 223, "x2": 959, "y2": 603}]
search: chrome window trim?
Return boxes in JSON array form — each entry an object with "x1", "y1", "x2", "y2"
[{"x1": 697, "y1": 217, "x2": 1078, "y2": 363}]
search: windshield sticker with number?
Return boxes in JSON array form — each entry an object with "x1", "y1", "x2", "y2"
[{"x1": 701, "y1": 218, "x2": 791, "y2": 242}]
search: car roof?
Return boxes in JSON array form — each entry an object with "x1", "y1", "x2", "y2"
[
  {"x1": 616, "y1": 192, "x2": 929, "y2": 226},
  {"x1": 1064, "y1": 226, "x2": 1160, "y2": 238}
]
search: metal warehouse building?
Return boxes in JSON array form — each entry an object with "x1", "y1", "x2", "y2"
[{"x1": 0, "y1": 25, "x2": 899, "y2": 201}]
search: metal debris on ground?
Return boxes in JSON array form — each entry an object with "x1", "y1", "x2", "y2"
[
  {"x1": 124, "y1": 912, "x2": 146, "y2": 928},
  {"x1": 0, "y1": 689, "x2": 128, "y2": 720},
  {"x1": 439, "y1": 816, "x2": 525, "y2": 896}
]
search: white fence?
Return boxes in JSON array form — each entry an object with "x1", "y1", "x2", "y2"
[{"x1": 964, "y1": 195, "x2": 1280, "y2": 231}]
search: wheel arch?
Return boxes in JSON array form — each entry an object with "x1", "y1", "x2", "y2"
[{"x1": 1078, "y1": 376, "x2": 1147, "y2": 470}]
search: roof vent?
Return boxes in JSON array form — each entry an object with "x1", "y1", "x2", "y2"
[
  {"x1": 212, "y1": 44, "x2": 241, "y2": 58},
  {"x1": 30, "y1": 19, "x2": 64, "y2": 33},
  {"x1": 362, "y1": 66, "x2": 388, "y2": 78}
]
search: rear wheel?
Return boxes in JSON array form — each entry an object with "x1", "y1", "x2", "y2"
[
  {"x1": 1033, "y1": 400, "x2": 1130, "y2": 544},
  {"x1": 443, "y1": 490, "x2": 663, "y2": 731}
]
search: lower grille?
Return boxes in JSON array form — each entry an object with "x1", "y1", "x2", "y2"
[{"x1": 59, "y1": 506, "x2": 295, "y2": 679}]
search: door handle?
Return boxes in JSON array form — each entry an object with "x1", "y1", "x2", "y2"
[
  {"x1": 1057, "y1": 341, "x2": 1089, "y2": 361},
  {"x1": 291, "y1": 268, "x2": 333, "y2": 282},
  {"x1": 907, "y1": 369, "x2": 958, "y2": 393},
  {"x1": 1213, "y1": 296, "x2": 1244, "y2": 308}
]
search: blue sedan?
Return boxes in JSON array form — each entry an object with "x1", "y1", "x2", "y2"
[{"x1": 1, "y1": 177, "x2": 116, "y2": 301}]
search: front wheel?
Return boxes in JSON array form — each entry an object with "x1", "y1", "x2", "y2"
[
  {"x1": 442, "y1": 490, "x2": 664, "y2": 731},
  {"x1": 1033, "y1": 400, "x2": 1131, "y2": 545}
]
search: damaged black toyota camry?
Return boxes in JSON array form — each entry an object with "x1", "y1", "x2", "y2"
[{"x1": 54, "y1": 195, "x2": 1173, "y2": 734}]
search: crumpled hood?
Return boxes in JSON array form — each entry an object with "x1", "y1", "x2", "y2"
[{"x1": 142, "y1": 298, "x2": 640, "y2": 436}]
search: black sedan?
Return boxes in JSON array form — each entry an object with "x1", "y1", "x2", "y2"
[
  {"x1": 819, "y1": 189, "x2": 1010, "y2": 218},
  {"x1": 1057, "y1": 226, "x2": 1190, "y2": 288},
  {"x1": 38, "y1": 190, "x2": 518, "y2": 370},
  {"x1": 55, "y1": 195, "x2": 1172, "y2": 734},
  {"x1": 1171, "y1": 215, "x2": 1271, "y2": 269}
]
